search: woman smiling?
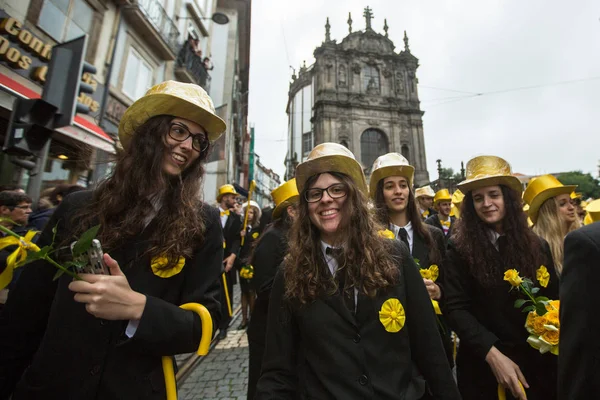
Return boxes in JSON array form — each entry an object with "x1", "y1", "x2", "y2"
[{"x1": 255, "y1": 143, "x2": 459, "y2": 400}]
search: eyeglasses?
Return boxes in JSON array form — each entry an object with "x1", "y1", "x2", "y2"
[
  {"x1": 168, "y1": 122, "x2": 210, "y2": 153},
  {"x1": 304, "y1": 183, "x2": 348, "y2": 203}
]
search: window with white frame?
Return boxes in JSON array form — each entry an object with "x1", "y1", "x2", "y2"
[
  {"x1": 122, "y1": 48, "x2": 154, "y2": 101},
  {"x1": 38, "y1": 0, "x2": 94, "y2": 42}
]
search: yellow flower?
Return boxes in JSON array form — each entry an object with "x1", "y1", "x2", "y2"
[
  {"x1": 531, "y1": 313, "x2": 548, "y2": 336},
  {"x1": 252, "y1": 232, "x2": 259, "y2": 239},
  {"x1": 150, "y1": 255, "x2": 186, "y2": 278},
  {"x1": 420, "y1": 269, "x2": 432, "y2": 280},
  {"x1": 536, "y1": 265, "x2": 550, "y2": 288},
  {"x1": 541, "y1": 329, "x2": 560, "y2": 346},
  {"x1": 379, "y1": 298, "x2": 406, "y2": 333},
  {"x1": 428, "y1": 265, "x2": 439, "y2": 282},
  {"x1": 378, "y1": 229, "x2": 395, "y2": 239},
  {"x1": 546, "y1": 300, "x2": 560, "y2": 312},
  {"x1": 544, "y1": 309, "x2": 560, "y2": 328},
  {"x1": 240, "y1": 265, "x2": 254, "y2": 279},
  {"x1": 525, "y1": 312, "x2": 537, "y2": 334},
  {"x1": 0, "y1": 231, "x2": 40, "y2": 290},
  {"x1": 503, "y1": 269, "x2": 522, "y2": 287}
]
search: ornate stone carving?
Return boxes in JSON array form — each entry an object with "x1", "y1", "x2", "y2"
[
  {"x1": 382, "y1": 68, "x2": 392, "y2": 78},
  {"x1": 338, "y1": 64, "x2": 347, "y2": 87},
  {"x1": 352, "y1": 63, "x2": 361, "y2": 74},
  {"x1": 395, "y1": 71, "x2": 405, "y2": 94}
]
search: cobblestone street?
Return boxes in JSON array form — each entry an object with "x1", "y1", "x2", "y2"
[{"x1": 178, "y1": 285, "x2": 249, "y2": 400}]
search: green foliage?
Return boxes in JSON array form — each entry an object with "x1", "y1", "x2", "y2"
[
  {"x1": 556, "y1": 171, "x2": 600, "y2": 199},
  {"x1": 71, "y1": 225, "x2": 100, "y2": 256}
]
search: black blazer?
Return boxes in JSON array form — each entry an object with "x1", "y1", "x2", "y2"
[
  {"x1": 255, "y1": 241, "x2": 460, "y2": 400},
  {"x1": 444, "y1": 237, "x2": 559, "y2": 399},
  {"x1": 558, "y1": 223, "x2": 600, "y2": 399},
  {"x1": 0, "y1": 191, "x2": 223, "y2": 400},
  {"x1": 222, "y1": 211, "x2": 242, "y2": 284},
  {"x1": 424, "y1": 215, "x2": 455, "y2": 239}
]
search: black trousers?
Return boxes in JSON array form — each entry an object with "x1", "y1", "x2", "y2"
[{"x1": 219, "y1": 272, "x2": 234, "y2": 331}]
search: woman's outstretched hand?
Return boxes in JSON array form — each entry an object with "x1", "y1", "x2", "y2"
[{"x1": 69, "y1": 253, "x2": 147, "y2": 321}]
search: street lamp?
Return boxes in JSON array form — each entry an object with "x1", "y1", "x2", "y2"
[{"x1": 176, "y1": 12, "x2": 230, "y2": 25}]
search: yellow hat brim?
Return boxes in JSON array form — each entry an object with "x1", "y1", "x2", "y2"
[
  {"x1": 434, "y1": 197, "x2": 452, "y2": 205},
  {"x1": 272, "y1": 195, "x2": 299, "y2": 219},
  {"x1": 296, "y1": 155, "x2": 368, "y2": 195},
  {"x1": 458, "y1": 175, "x2": 523, "y2": 196},
  {"x1": 119, "y1": 93, "x2": 226, "y2": 149},
  {"x1": 368, "y1": 165, "x2": 415, "y2": 199},
  {"x1": 527, "y1": 185, "x2": 577, "y2": 224}
]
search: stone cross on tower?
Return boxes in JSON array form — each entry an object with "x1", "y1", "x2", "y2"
[
  {"x1": 403, "y1": 30, "x2": 410, "y2": 52},
  {"x1": 347, "y1": 12, "x2": 353, "y2": 33},
  {"x1": 363, "y1": 6, "x2": 374, "y2": 30},
  {"x1": 325, "y1": 17, "x2": 331, "y2": 42}
]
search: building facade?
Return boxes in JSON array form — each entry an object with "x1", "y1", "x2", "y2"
[
  {"x1": 0, "y1": 0, "x2": 247, "y2": 201},
  {"x1": 284, "y1": 7, "x2": 430, "y2": 185},
  {"x1": 252, "y1": 153, "x2": 280, "y2": 208}
]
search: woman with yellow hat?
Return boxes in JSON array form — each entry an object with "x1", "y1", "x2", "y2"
[
  {"x1": 523, "y1": 174, "x2": 580, "y2": 275},
  {"x1": 236, "y1": 200, "x2": 262, "y2": 330},
  {"x1": 369, "y1": 152, "x2": 454, "y2": 368},
  {"x1": 0, "y1": 81, "x2": 226, "y2": 399},
  {"x1": 256, "y1": 143, "x2": 459, "y2": 400},
  {"x1": 444, "y1": 156, "x2": 558, "y2": 400},
  {"x1": 247, "y1": 179, "x2": 298, "y2": 400}
]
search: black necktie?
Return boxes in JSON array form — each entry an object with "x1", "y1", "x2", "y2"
[
  {"x1": 397, "y1": 228, "x2": 410, "y2": 249},
  {"x1": 497, "y1": 235, "x2": 508, "y2": 254},
  {"x1": 326, "y1": 247, "x2": 355, "y2": 315}
]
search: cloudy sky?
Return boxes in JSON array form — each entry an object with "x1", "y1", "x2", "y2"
[{"x1": 247, "y1": 0, "x2": 600, "y2": 181}]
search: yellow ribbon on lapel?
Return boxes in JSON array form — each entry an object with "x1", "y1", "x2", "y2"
[
  {"x1": 150, "y1": 256, "x2": 186, "y2": 278},
  {"x1": 0, "y1": 230, "x2": 40, "y2": 290}
]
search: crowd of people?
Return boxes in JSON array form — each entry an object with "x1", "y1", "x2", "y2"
[{"x1": 0, "y1": 79, "x2": 599, "y2": 400}]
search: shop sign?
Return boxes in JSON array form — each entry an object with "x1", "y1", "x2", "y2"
[{"x1": 0, "y1": 10, "x2": 102, "y2": 114}]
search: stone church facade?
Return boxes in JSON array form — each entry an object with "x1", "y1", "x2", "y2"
[{"x1": 285, "y1": 7, "x2": 430, "y2": 185}]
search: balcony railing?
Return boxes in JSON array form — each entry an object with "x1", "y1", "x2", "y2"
[
  {"x1": 176, "y1": 41, "x2": 210, "y2": 90},
  {"x1": 130, "y1": 0, "x2": 180, "y2": 54}
]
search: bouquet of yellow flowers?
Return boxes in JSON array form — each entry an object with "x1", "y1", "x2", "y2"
[
  {"x1": 239, "y1": 264, "x2": 254, "y2": 280},
  {"x1": 504, "y1": 266, "x2": 559, "y2": 355}
]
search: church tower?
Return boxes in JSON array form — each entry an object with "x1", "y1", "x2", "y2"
[{"x1": 285, "y1": 7, "x2": 430, "y2": 185}]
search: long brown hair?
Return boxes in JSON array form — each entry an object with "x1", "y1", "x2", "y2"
[
  {"x1": 453, "y1": 185, "x2": 544, "y2": 287},
  {"x1": 72, "y1": 115, "x2": 209, "y2": 268},
  {"x1": 533, "y1": 198, "x2": 580, "y2": 275},
  {"x1": 373, "y1": 180, "x2": 442, "y2": 265},
  {"x1": 284, "y1": 172, "x2": 399, "y2": 304}
]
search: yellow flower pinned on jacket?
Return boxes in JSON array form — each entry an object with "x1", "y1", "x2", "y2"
[
  {"x1": 240, "y1": 265, "x2": 254, "y2": 279},
  {"x1": 420, "y1": 265, "x2": 439, "y2": 282},
  {"x1": 503, "y1": 269, "x2": 522, "y2": 287},
  {"x1": 379, "y1": 298, "x2": 406, "y2": 333},
  {"x1": 536, "y1": 265, "x2": 550, "y2": 288},
  {"x1": 378, "y1": 229, "x2": 395, "y2": 239},
  {"x1": 252, "y1": 232, "x2": 259, "y2": 239},
  {"x1": 150, "y1": 255, "x2": 186, "y2": 278}
]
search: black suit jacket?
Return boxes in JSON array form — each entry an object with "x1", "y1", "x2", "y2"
[
  {"x1": 221, "y1": 211, "x2": 242, "y2": 284},
  {"x1": 444, "y1": 237, "x2": 559, "y2": 399},
  {"x1": 424, "y1": 215, "x2": 455, "y2": 240},
  {"x1": 558, "y1": 223, "x2": 600, "y2": 400},
  {"x1": 255, "y1": 241, "x2": 460, "y2": 400},
  {"x1": 0, "y1": 191, "x2": 223, "y2": 400}
]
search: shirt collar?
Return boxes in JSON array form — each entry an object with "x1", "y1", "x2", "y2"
[{"x1": 390, "y1": 221, "x2": 413, "y2": 241}]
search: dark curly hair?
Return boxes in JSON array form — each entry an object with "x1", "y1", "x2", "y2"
[
  {"x1": 284, "y1": 172, "x2": 399, "y2": 304},
  {"x1": 71, "y1": 115, "x2": 210, "y2": 269},
  {"x1": 373, "y1": 179, "x2": 442, "y2": 266},
  {"x1": 452, "y1": 185, "x2": 543, "y2": 287}
]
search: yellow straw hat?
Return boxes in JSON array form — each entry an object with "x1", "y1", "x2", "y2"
[
  {"x1": 584, "y1": 199, "x2": 600, "y2": 225},
  {"x1": 433, "y1": 189, "x2": 452, "y2": 205},
  {"x1": 217, "y1": 184, "x2": 238, "y2": 202},
  {"x1": 295, "y1": 143, "x2": 367, "y2": 195},
  {"x1": 368, "y1": 153, "x2": 414, "y2": 199},
  {"x1": 457, "y1": 155, "x2": 523, "y2": 195},
  {"x1": 119, "y1": 80, "x2": 226, "y2": 150},
  {"x1": 271, "y1": 178, "x2": 299, "y2": 219},
  {"x1": 523, "y1": 174, "x2": 577, "y2": 224},
  {"x1": 415, "y1": 185, "x2": 435, "y2": 199}
]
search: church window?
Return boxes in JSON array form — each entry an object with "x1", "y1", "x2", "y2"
[
  {"x1": 401, "y1": 144, "x2": 410, "y2": 163},
  {"x1": 303, "y1": 132, "x2": 313, "y2": 156},
  {"x1": 360, "y1": 129, "x2": 388, "y2": 168},
  {"x1": 363, "y1": 65, "x2": 380, "y2": 93}
]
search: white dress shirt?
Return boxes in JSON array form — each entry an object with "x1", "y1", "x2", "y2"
[
  {"x1": 390, "y1": 221, "x2": 414, "y2": 253},
  {"x1": 219, "y1": 206, "x2": 228, "y2": 228},
  {"x1": 320, "y1": 241, "x2": 358, "y2": 310}
]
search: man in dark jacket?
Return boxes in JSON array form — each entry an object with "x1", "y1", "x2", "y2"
[
  {"x1": 425, "y1": 189, "x2": 456, "y2": 239},
  {"x1": 558, "y1": 221, "x2": 600, "y2": 399},
  {"x1": 216, "y1": 184, "x2": 242, "y2": 339}
]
